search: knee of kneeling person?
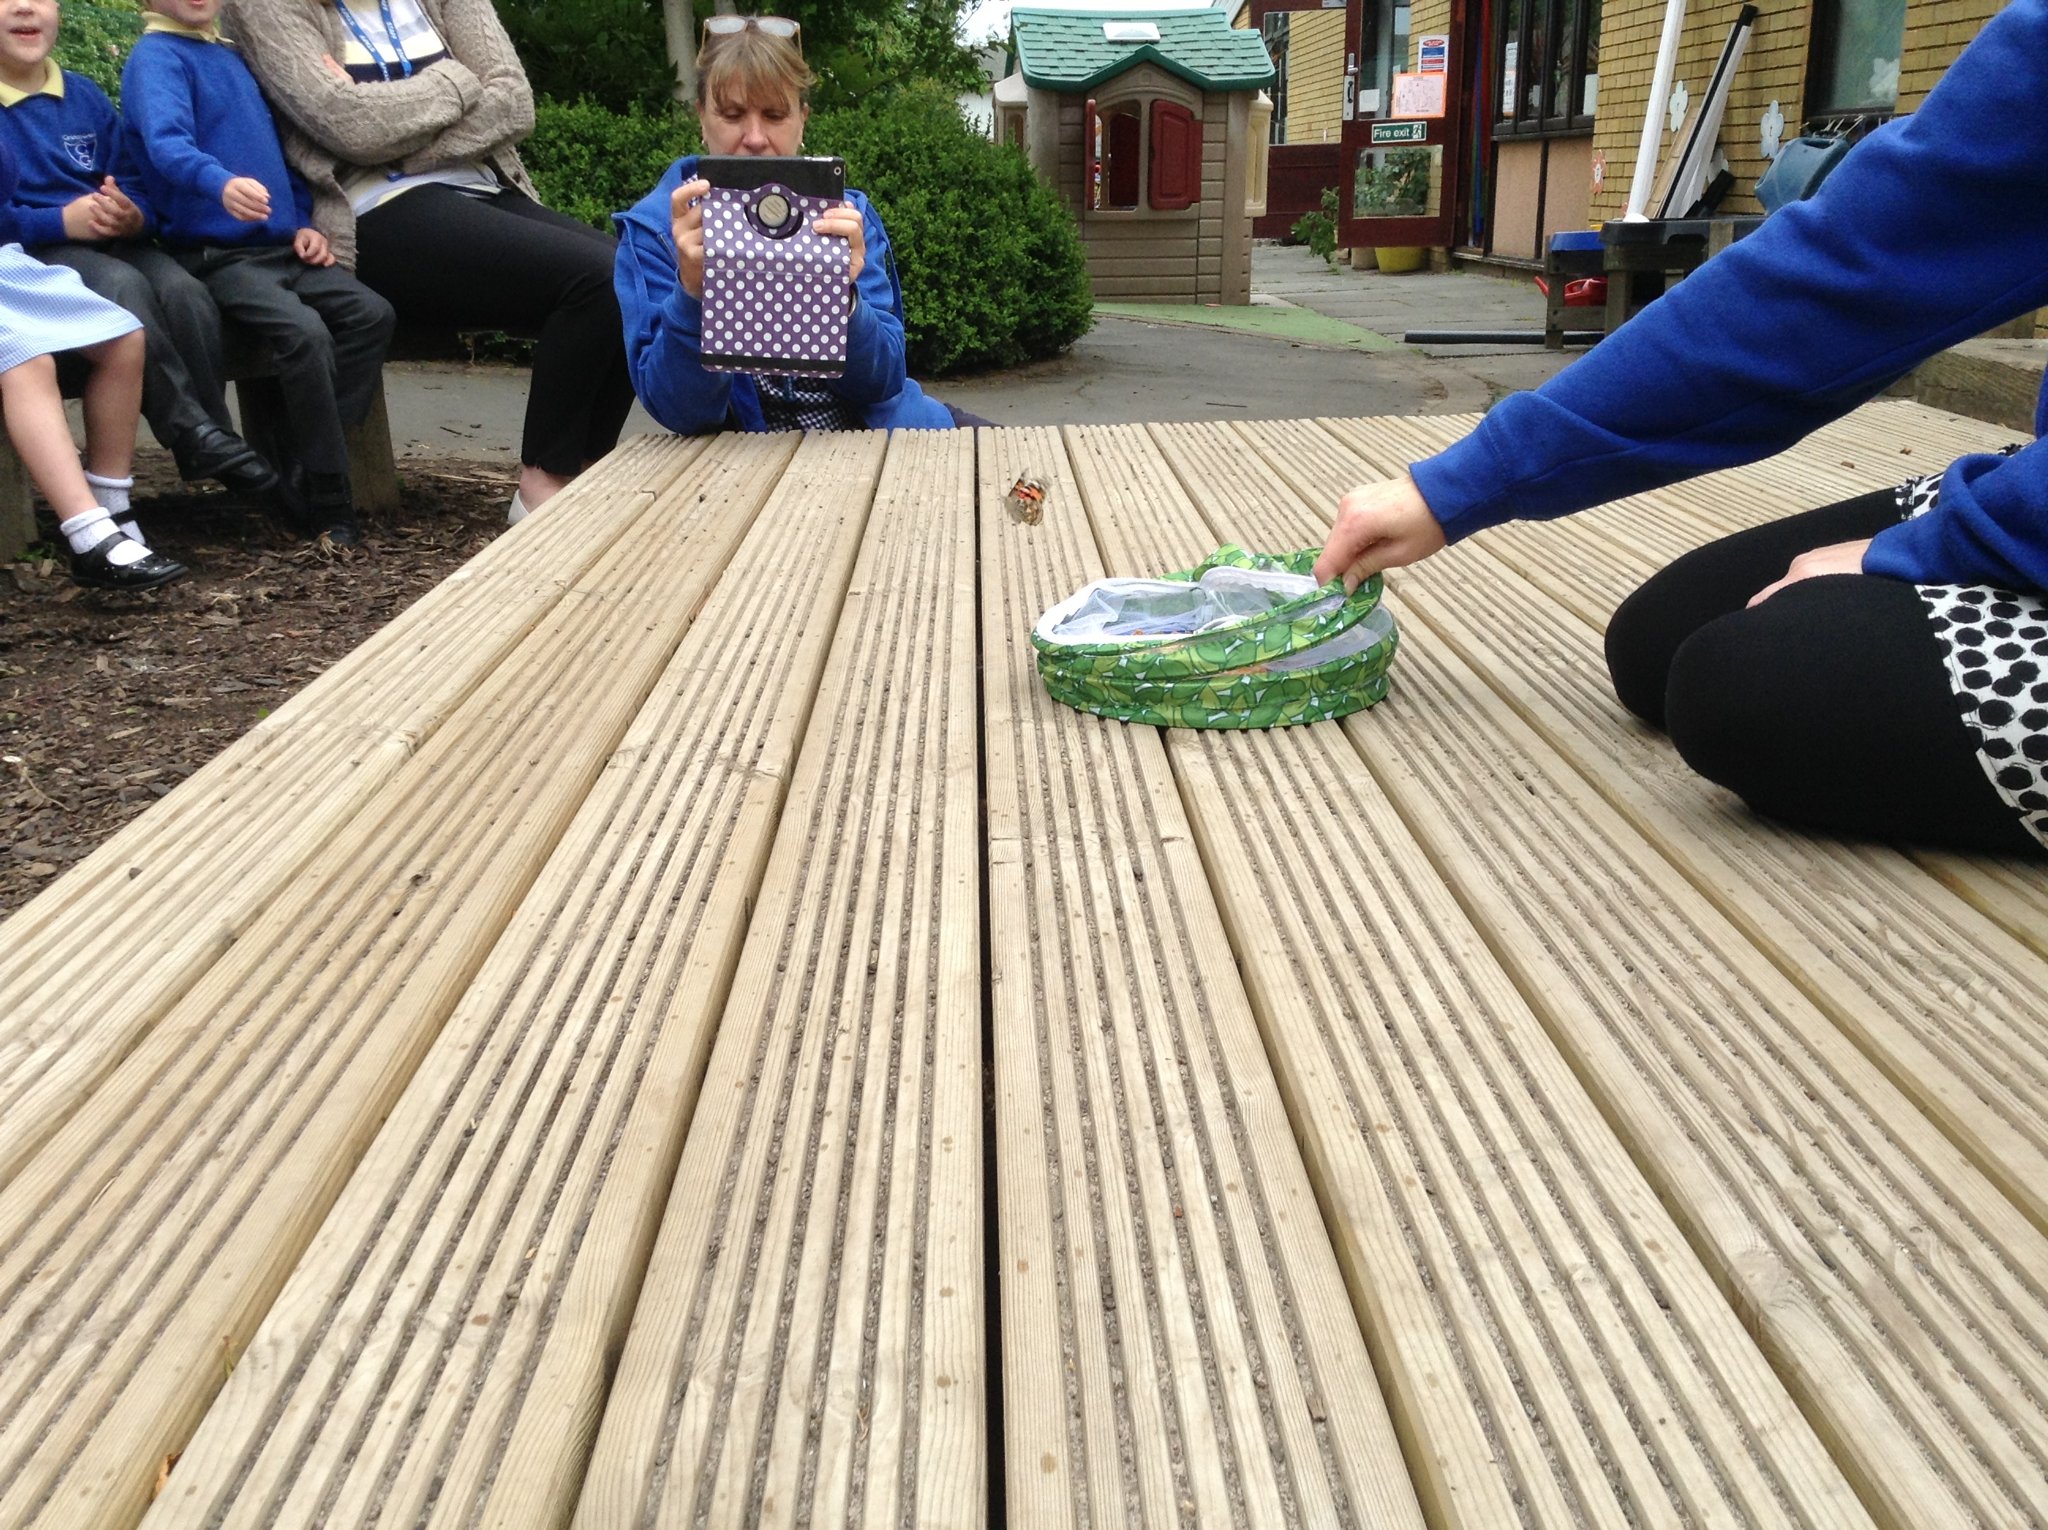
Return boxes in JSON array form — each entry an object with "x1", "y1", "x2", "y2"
[{"x1": 1661, "y1": 620, "x2": 1766, "y2": 794}]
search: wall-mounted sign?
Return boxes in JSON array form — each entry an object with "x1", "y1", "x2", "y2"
[
  {"x1": 1390, "y1": 72, "x2": 1448, "y2": 119},
  {"x1": 1417, "y1": 34, "x2": 1449, "y2": 73},
  {"x1": 1370, "y1": 120, "x2": 1429, "y2": 144}
]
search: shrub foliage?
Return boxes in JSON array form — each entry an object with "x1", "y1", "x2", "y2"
[
  {"x1": 494, "y1": 0, "x2": 676, "y2": 115},
  {"x1": 807, "y1": 86, "x2": 1091, "y2": 375},
  {"x1": 523, "y1": 98, "x2": 697, "y2": 231},
  {"x1": 53, "y1": 2, "x2": 141, "y2": 97}
]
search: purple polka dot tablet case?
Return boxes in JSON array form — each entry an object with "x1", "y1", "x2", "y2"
[{"x1": 698, "y1": 155, "x2": 851, "y2": 379}]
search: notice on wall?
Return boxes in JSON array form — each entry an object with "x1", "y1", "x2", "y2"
[
  {"x1": 1390, "y1": 71, "x2": 1447, "y2": 119},
  {"x1": 1417, "y1": 34, "x2": 1449, "y2": 72}
]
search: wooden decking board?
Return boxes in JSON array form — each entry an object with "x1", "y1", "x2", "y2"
[
  {"x1": 1911, "y1": 852, "x2": 2048, "y2": 958},
  {"x1": 1116, "y1": 420, "x2": 1871, "y2": 1526},
  {"x1": 139, "y1": 433, "x2": 887, "y2": 1530},
  {"x1": 979, "y1": 427, "x2": 1423, "y2": 1529},
  {"x1": 0, "y1": 434, "x2": 702, "y2": 1193},
  {"x1": 1223, "y1": 423, "x2": 2048, "y2": 1523},
  {"x1": 1417, "y1": 540, "x2": 2048, "y2": 1228},
  {"x1": 573, "y1": 430, "x2": 983, "y2": 1530},
  {"x1": 1334, "y1": 416, "x2": 2048, "y2": 1233},
  {"x1": 0, "y1": 433, "x2": 795, "y2": 1530},
  {"x1": 1360, "y1": 630, "x2": 2048, "y2": 1525}
]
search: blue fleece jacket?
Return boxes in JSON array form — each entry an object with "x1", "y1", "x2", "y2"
[
  {"x1": 0, "y1": 71, "x2": 146, "y2": 248},
  {"x1": 1410, "y1": 0, "x2": 2048, "y2": 595},
  {"x1": 119, "y1": 31, "x2": 309, "y2": 248},
  {"x1": 614, "y1": 155, "x2": 952, "y2": 434}
]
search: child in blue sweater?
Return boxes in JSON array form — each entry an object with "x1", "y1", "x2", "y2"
[
  {"x1": 122, "y1": 0, "x2": 394, "y2": 543},
  {"x1": 1315, "y1": 0, "x2": 2048, "y2": 860},
  {"x1": 0, "y1": 0, "x2": 274, "y2": 498}
]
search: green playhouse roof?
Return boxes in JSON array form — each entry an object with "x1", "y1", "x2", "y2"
[{"x1": 1009, "y1": 7, "x2": 1276, "y2": 94}]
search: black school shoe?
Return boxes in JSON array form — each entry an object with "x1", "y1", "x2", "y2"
[
  {"x1": 172, "y1": 423, "x2": 281, "y2": 498},
  {"x1": 71, "y1": 530, "x2": 188, "y2": 591},
  {"x1": 273, "y1": 466, "x2": 364, "y2": 548}
]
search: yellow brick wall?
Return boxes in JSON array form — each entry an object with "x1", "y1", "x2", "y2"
[
  {"x1": 1286, "y1": 9, "x2": 1348, "y2": 144},
  {"x1": 1588, "y1": 0, "x2": 2007, "y2": 222}
]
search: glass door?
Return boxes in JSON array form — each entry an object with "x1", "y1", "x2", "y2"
[{"x1": 1337, "y1": 0, "x2": 1470, "y2": 250}]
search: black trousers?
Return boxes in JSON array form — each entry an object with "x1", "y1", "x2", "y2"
[
  {"x1": 354, "y1": 187, "x2": 635, "y2": 476},
  {"x1": 1604, "y1": 490, "x2": 2042, "y2": 856},
  {"x1": 39, "y1": 240, "x2": 228, "y2": 447},
  {"x1": 178, "y1": 246, "x2": 395, "y2": 481}
]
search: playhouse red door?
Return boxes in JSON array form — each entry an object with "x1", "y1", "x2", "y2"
[{"x1": 1337, "y1": 0, "x2": 1471, "y2": 252}]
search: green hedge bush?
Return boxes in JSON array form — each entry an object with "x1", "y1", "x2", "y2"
[
  {"x1": 523, "y1": 98, "x2": 696, "y2": 231},
  {"x1": 53, "y1": 2, "x2": 141, "y2": 97},
  {"x1": 807, "y1": 86, "x2": 1091, "y2": 376},
  {"x1": 493, "y1": 0, "x2": 675, "y2": 115}
]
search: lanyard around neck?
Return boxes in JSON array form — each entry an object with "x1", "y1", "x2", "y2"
[{"x1": 336, "y1": 0, "x2": 414, "y2": 80}]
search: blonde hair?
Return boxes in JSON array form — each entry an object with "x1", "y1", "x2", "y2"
[{"x1": 697, "y1": 26, "x2": 814, "y2": 113}]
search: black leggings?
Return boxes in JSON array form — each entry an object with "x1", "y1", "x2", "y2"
[
  {"x1": 1604, "y1": 490, "x2": 2043, "y2": 856},
  {"x1": 354, "y1": 186, "x2": 636, "y2": 476}
]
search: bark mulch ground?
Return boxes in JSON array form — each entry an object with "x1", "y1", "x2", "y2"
[{"x1": 1, "y1": 452, "x2": 514, "y2": 917}]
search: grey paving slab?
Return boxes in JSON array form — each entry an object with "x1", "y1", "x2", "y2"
[{"x1": 370, "y1": 240, "x2": 1582, "y2": 451}]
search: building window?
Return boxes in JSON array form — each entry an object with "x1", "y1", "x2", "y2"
[
  {"x1": 1496, "y1": 0, "x2": 1598, "y2": 135},
  {"x1": 1808, "y1": 0, "x2": 1905, "y2": 116}
]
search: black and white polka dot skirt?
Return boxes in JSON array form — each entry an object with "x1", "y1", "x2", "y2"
[{"x1": 1900, "y1": 460, "x2": 2048, "y2": 849}]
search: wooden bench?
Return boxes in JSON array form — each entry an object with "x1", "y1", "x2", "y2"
[{"x1": 1, "y1": 404, "x2": 2045, "y2": 1527}]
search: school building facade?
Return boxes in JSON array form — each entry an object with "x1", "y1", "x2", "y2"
[{"x1": 1241, "y1": 0, "x2": 2003, "y2": 264}]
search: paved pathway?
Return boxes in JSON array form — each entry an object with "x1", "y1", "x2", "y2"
[{"x1": 374, "y1": 242, "x2": 1580, "y2": 453}]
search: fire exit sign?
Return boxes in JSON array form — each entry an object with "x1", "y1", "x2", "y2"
[{"x1": 1369, "y1": 121, "x2": 1429, "y2": 144}]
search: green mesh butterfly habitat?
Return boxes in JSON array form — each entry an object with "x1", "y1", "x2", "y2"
[{"x1": 1032, "y1": 547, "x2": 1398, "y2": 730}]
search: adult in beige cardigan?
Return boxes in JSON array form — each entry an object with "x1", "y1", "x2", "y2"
[{"x1": 223, "y1": 0, "x2": 635, "y2": 517}]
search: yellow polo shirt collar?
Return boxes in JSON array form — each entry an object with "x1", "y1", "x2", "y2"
[
  {"x1": 0, "y1": 59, "x2": 64, "y2": 108},
  {"x1": 142, "y1": 15, "x2": 227, "y2": 44}
]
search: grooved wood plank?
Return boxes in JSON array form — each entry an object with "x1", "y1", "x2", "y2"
[
  {"x1": 138, "y1": 433, "x2": 887, "y2": 1530},
  {"x1": 0, "y1": 435, "x2": 701, "y2": 1193},
  {"x1": 1323, "y1": 414, "x2": 2048, "y2": 1232},
  {"x1": 1232, "y1": 418, "x2": 2048, "y2": 1526},
  {"x1": 1909, "y1": 852, "x2": 2048, "y2": 958},
  {"x1": 572, "y1": 430, "x2": 983, "y2": 1530},
  {"x1": 979, "y1": 426, "x2": 1425, "y2": 1530},
  {"x1": 0, "y1": 432, "x2": 796, "y2": 1530},
  {"x1": 1083, "y1": 420, "x2": 1871, "y2": 1527}
]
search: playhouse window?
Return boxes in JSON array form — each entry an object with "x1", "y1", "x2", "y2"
[
  {"x1": 1101, "y1": 102, "x2": 1143, "y2": 208},
  {"x1": 1089, "y1": 97, "x2": 1204, "y2": 213}
]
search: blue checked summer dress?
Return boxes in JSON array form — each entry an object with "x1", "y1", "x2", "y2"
[{"x1": 0, "y1": 244, "x2": 141, "y2": 374}]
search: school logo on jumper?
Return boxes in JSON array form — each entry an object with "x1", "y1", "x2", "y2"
[{"x1": 62, "y1": 134, "x2": 97, "y2": 171}]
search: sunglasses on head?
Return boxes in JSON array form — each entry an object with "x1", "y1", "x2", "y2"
[{"x1": 701, "y1": 15, "x2": 802, "y2": 50}]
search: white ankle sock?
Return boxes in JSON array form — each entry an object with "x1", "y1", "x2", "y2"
[
  {"x1": 507, "y1": 489, "x2": 530, "y2": 526},
  {"x1": 59, "y1": 507, "x2": 148, "y2": 567},
  {"x1": 84, "y1": 470, "x2": 143, "y2": 545}
]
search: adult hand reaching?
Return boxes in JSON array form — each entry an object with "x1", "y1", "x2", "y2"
[{"x1": 1313, "y1": 474, "x2": 1448, "y2": 592}]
